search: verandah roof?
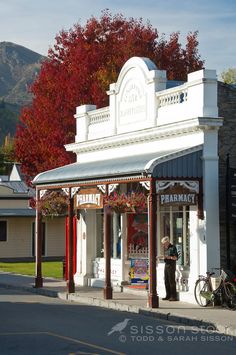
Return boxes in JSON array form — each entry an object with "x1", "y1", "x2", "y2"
[
  {"x1": 0, "y1": 208, "x2": 36, "y2": 217},
  {"x1": 32, "y1": 145, "x2": 203, "y2": 186}
]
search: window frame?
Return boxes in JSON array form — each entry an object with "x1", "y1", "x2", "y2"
[{"x1": 0, "y1": 220, "x2": 7, "y2": 242}]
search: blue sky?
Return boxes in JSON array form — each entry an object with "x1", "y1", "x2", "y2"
[{"x1": 0, "y1": 0, "x2": 235, "y2": 76}]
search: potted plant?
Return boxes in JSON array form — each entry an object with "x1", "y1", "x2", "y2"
[
  {"x1": 104, "y1": 191, "x2": 147, "y2": 213},
  {"x1": 39, "y1": 190, "x2": 68, "y2": 217}
]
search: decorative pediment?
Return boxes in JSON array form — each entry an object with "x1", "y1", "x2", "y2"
[
  {"x1": 107, "y1": 57, "x2": 166, "y2": 135},
  {"x1": 156, "y1": 180, "x2": 199, "y2": 193}
]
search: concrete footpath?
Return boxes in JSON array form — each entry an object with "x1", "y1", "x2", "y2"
[{"x1": 0, "y1": 272, "x2": 235, "y2": 337}]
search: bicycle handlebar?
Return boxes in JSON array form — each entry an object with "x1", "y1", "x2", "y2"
[{"x1": 206, "y1": 271, "x2": 215, "y2": 276}]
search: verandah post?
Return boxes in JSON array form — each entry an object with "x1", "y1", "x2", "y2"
[
  {"x1": 148, "y1": 177, "x2": 159, "y2": 308},
  {"x1": 67, "y1": 187, "x2": 75, "y2": 293},
  {"x1": 35, "y1": 188, "x2": 43, "y2": 288},
  {"x1": 104, "y1": 185, "x2": 113, "y2": 299}
]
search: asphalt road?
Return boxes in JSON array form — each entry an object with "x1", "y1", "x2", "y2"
[{"x1": 0, "y1": 286, "x2": 236, "y2": 355}]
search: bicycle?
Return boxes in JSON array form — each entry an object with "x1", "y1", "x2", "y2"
[{"x1": 194, "y1": 268, "x2": 236, "y2": 309}]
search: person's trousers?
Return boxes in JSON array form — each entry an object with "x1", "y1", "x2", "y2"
[{"x1": 164, "y1": 263, "x2": 177, "y2": 299}]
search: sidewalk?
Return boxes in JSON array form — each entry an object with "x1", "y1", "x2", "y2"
[{"x1": 0, "y1": 272, "x2": 235, "y2": 337}]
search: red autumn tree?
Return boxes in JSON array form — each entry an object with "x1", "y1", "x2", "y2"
[{"x1": 15, "y1": 10, "x2": 204, "y2": 182}]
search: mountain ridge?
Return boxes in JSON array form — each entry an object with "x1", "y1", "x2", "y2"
[
  {"x1": 0, "y1": 42, "x2": 46, "y2": 144},
  {"x1": 0, "y1": 41, "x2": 45, "y2": 105}
]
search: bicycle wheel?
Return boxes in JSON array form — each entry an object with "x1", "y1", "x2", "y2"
[
  {"x1": 224, "y1": 281, "x2": 236, "y2": 299},
  {"x1": 194, "y1": 279, "x2": 212, "y2": 307}
]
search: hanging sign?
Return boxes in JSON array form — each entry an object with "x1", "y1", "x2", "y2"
[
  {"x1": 75, "y1": 188, "x2": 103, "y2": 209},
  {"x1": 158, "y1": 184, "x2": 197, "y2": 206}
]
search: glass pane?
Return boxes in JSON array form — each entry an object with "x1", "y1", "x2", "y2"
[
  {"x1": 159, "y1": 207, "x2": 190, "y2": 266},
  {"x1": 173, "y1": 212, "x2": 183, "y2": 265},
  {"x1": 127, "y1": 213, "x2": 148, "y2": 258},
  {"x1": 0, "y1": 221, "x2": 7, "y2": 241},
  {"x1": 96, "y1": 211, "x2": 121, "y2": 259},
  {"x1": 96, "y1": 211, "x2": 104, "y2": 257},
  {"x1": 111, "y1": 213, "x2": 121, "y2": 259},
  {"x1": 160, "y1": 212, "x2": 170, "y2": 240}
]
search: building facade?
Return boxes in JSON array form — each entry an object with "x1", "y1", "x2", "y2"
[
  {"x1": 33, "y1": 57, "x2": 228, "y2": 304},
  {"x1": 0, "y1": 164, "x2": 65, "y2": 260},
  {"x1": 218, "y1": 82, "x2": 236, "y2": 272}
]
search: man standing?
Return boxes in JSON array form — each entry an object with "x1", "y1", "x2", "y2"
[{"x1": 161, "y1": 236, "x2": 179, "y2": 301}]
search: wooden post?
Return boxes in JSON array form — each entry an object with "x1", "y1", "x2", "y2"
[
  {"x1": 104, "y1": 186, "x2": 113, "y2": 299},
  {"x1": 67, "y1": 188, "x2": 75, "y2": 293},
  {"x1": 35, "y1": 188, "x2": 43, "y2": 288},
  {"x1": 148, "y1": 178, "x2": 159, "y2": 308}
]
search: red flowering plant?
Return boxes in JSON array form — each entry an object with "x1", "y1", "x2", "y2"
[
  {"x1": 38, "y1": 190, "x2": 68, "y2": 217},
  {"x1": 104, "y1": 192, "x2": 147, "y2": 213}
]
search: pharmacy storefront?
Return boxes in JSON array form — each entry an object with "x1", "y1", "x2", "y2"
[{"x1": 33, "y1": 57, "x2": 222, "y2": 306}]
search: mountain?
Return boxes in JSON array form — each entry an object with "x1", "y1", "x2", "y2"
[
  {"x1": 0, "y1": 42, "x2": 46, "y2": 143},
  {"x1": 0, "y1": 41, "x2": 45, "y2": 105}
]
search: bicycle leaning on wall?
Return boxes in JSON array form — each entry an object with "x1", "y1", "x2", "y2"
[{"x1": 194, "y1": 268, "x2": 236, "y2": 309}]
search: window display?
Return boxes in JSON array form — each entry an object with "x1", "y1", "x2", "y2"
[{"x1": 159, "y1": 206, "x2": 190, "y2": 266}]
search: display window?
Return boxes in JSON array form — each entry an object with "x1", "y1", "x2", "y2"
[
  {"x1": 158, "y1": 205, "x2": 190, "y2": 266},
  {"x1": 96, "y1": 210, "x2": 121, "y2": 259},
  {"x1": 127, "y1": 213, "x2": 148, "y2": 258}
]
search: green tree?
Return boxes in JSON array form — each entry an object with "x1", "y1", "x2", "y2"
[
  {"x1": 0, "y1": 104, "x2": 18, "y2": 143},
  {"x1": 0, "y1": 134, "x2": 15, "y2": 175}
]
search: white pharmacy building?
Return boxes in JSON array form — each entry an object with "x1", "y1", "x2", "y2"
[{"x1": 33, "y1": 57, "x2": 223, "y2": 305}]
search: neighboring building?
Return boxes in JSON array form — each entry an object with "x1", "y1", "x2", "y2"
[
  {"x1": 33, "y1": 57, "x2": 235, "y2": 304},
  {"x1": 218, "y1": 82, "x2": 236, "y2": 272},
  {"x1": 0, "y1": 164, "x2": 65, "y2": 260}
]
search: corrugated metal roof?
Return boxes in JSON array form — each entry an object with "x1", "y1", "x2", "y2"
[
  {"x1": 0, "y1": 208, "x2": 35, "y2": 217},
  {"x1": 0, "y1": 175, "x2": 8, "y2": 182},
  {"x1": 153, "y1": 149, "x2": 202, "y2": 178},
  {"x1": 33, "y1": 145, "x2": 203, "y2": 186},
  {"x1": 0, "y1": 181, "x2": 34, "y2": 196}
]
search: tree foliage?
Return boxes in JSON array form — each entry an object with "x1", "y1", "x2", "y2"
[
  {"x1": 0, "y1": 101, "x2": 18, "y2": 144},
  {"x1": 221, "y1": 68, "x2": 236, "y2": 84},
  {"x1": 15, "y1": 10, "x2": 204, "y2": 182},
  {"x1": 0, "y1": 133, "x2": 15, "y2": 175}
]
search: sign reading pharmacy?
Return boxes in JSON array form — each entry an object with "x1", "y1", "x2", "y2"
[
  {"x1": 75, "y1": 188, "x2": 103, "y2": 209},
  {"x1": 160, "y1": 193, "x2": 196, "y2": 205},
  {"x1": 158, "y1": 183, "x2": 198, "y2": 206}
]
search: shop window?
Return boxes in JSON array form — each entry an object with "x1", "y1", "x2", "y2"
[
  {"x1": 32, "y1": 222, "x2": 46, "y2": 256},
  {"x1": 127, "y1": 213, "x2": 148, "y2": 259},
  {"x1": 159, "y1": 206, "x2": 190, "y2": 266},
  {"x1": 111, "y1": 213, "x2": 121, "y2": 259},
  {"x1": 0, "y1": 221, "x2": 7, "y2": 242},
  {"x1": 96, "y1": 211, "x2": 104, "y2": 257},
  {"x1": 96, "y1": 211, "x2": 121, "y2": 259}
]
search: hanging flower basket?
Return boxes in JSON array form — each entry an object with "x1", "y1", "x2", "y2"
[
  {"x1": 104, "y1": 192, "x2": 147, "y2": 213},
  {"x1": 39, "y1": 190, "x2": 68, "y2": 217}
]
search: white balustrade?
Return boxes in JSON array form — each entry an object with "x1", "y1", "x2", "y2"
[
  {"x1": 157, "y1": 86, "x2": 188, "y2": 108},
  {"x1": 72, "y1": 65, "x2": 218, "y2": 143},
  {"x1": 88, "y1": 107, "x2": 110, "y2": 125}
]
